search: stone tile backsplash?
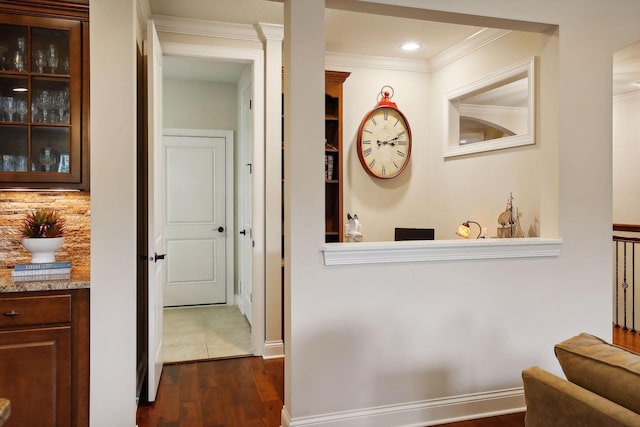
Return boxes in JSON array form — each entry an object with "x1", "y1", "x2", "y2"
[{"x1": 0, "y1": 191, "x2": 90, "y2": 268}]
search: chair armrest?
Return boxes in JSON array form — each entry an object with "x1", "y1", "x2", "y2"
[{"x1": 522, "y1": 366, "x2": 640, "y2": 427}]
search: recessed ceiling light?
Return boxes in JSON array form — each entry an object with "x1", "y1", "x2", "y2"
[
  {"x1": 12, "y1": 87, "x2": 27, "y2": 92},
  {"x1": 401, "y1": 42, "x2": 421, "y2": 51}
]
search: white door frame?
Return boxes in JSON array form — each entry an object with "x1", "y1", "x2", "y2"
[
  {"x1": 163, "y1": 128, "x2": 235, "y2": 306},
  {"x1": 160, "y1": 41, "x2": 265, "y2": 356},
  {"x1": 237, "y1": 70, "x2": 252, "y2": 320}
]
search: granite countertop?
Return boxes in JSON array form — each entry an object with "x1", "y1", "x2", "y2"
[
  {"x1": 0, "y1": 398, "x2": 9, "y2": 426},
  {"x1": 0, "y1": 266, "x2": 90, "y2": 293}
]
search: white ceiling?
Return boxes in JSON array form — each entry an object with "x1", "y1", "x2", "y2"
[{"x1": 151, "y1": 0, "x2": 640, "y2": 96}]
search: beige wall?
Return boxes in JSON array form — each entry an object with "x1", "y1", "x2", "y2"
[
  {"x1": 163, "y1": 78, "x2": 237, "y2": 131},
  {"x1": 613, "y1": 91, "x2": 640, "y2": 224},
  {"x1": 90, "y1": 0, "x2": 139, "y2": 425}
]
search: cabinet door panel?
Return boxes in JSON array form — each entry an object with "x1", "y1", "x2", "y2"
[
  {"x1": 0, "y1": 11, "x2": 85, "y2": 188},
  {"x1": 0, "y1": 326, "x2": 71, "y2": 427}
]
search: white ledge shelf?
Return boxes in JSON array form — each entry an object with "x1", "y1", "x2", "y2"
[{"x1": 321, "y1": 237, "x2": 562, "y2": 266}]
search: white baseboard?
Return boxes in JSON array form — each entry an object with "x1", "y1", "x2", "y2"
[
  {"x1": 281, "y1": 388, "x2": 524, "y2": 427},
  {"x1": 263, "y1": 340, "x2": 284, "y2": 359}
]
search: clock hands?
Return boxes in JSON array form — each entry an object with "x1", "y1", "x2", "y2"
[{"x1": 376, "y1": 136, "x2": 400, "y2": 147}]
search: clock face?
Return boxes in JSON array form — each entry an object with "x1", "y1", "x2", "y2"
[{"x1": 357, "y1": 106, "x2": 412, "y2": 179}]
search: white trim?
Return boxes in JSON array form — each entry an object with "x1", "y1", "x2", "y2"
[
  {"x1": 136, "y1": 0, "x2": 151, "y2": 29},
  {"x1": 325, "y1": 51, "x2": 430, "y2": 73},
  {"x1": 162, "y1": 128, "x2": 235, "y2": 306},
  {"x1": 429, "y1": 28, "x2": 511, "y2": 72},
  {"x1": 256, "y1": 22, "x2": 284, "y2": 41},
  {"x1": 444, "y1": 133, "x2": 533, "y2": 157},
  {"x1": 443, "y1": 57, "x2": 536, "y2": 158},
  {"x1": 152, "y1": 14, "x2": 261, "y2": 42},
  {"x1": 614, "y1": 88, "x2": 640, "y2": 102},
  {"x1": 282, "y1": 388, "x2": 524, "y2": 427},
  {"x1": 159, "y1": 41, "x2": 266, "y2": 357},
  {"x1": 322, "y1": 238, "x2": 561, "y2": 266},
  {"x1": 263, "y1": 340, "x2": 285, "y2": 359}
]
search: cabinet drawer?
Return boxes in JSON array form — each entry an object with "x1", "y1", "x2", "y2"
[{"x1": 0, "y1": 294, "x2": 71, "y2": 327}]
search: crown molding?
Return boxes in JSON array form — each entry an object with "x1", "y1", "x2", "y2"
[
  {"x1": 256, "y1": 22, "x2": 284, "y2": 42},
  {"x1": 429, "y1": 28, "x2": 511, "y2": 71},
  {"x1": 149, "y1": 16, "x2": 508, "y2": 74},
  {"x1": 137, "y1": 0, "x2": 151, "y2": 28},
  {"x1": 325, "y1": 51, "x2": 430, "y2": 73},
  {"x1": 151, "y1": 14, "x2": 261, "y2": 42},
  {"x1": 614, "y1": 88, "x2": 640, "y2": 102}
]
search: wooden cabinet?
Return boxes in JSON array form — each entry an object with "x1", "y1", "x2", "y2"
[
  {"x1": 0, "y1": 289, "x2": 89, "y2": 427},
  {"x1": 0, "y1": 1, "x2": 89, "y2": 190},
  {"x1": 282, "y1": 70, "x2": 350, "y2": 246},
  {"x1": 324, "y1": 71, "x2": 349, "y2": 242}
]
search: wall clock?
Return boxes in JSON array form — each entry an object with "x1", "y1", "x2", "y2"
[{"x1": 356, "y1": 86, "x2": 412, "y2": 179}]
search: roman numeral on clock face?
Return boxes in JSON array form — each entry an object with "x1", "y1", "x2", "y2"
[
  {"x1": 368, "y1": 158, "x2": 376, "y2": 168},
  {"x1": 396, "y1": 150, "x2": 406, "y2": 157},
  {"x1": 363, "y1": 147, "x2": 372, "y2": 157}
]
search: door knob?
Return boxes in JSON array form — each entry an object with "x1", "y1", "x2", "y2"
[
  {"x1": 217, "y1": 226, "x2": 225, "y2": 233},
  {"x1": 153, "y1": 253, "x2": 166, "y2": 263},
  {"x1": 240, "y1": 229, "x2": 246, "y2": 235}
]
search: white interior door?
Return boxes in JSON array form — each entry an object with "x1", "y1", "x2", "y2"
[
  {"x1": 164, "y1": 132, "x2": 227, "y2": 306},
  {"x1": 238, "y1": 82, "x2": 253, "y2": 324},
  {"x1": 146, "y1": 19, "x2": 165, "y2": 402}
]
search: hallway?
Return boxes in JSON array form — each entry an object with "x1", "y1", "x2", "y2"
[{"x1": 163, "y1": 305, "x2": 251, "y2": 363}]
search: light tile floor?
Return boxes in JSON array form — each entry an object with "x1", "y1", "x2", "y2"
[{"x1": 163, "y1": 305, "x2": 252, "y2": 363}]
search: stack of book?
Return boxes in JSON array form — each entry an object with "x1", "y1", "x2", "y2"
[{"x1": 11, "y1": 260, "x2": 72, "y2": 281}]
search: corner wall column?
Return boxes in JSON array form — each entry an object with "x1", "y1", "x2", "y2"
[
  {"x1": 258, "y1": 23, "x2": 285, "y2": 358},
  {"x1": 282, "y1": 0, "x2": 326, "y2": 422}
]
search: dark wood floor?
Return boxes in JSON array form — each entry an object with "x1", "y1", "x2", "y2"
[
  {"x1": 137, "y1": 327, "x2": 640, "y2": 427},
  {"x1": 136, "y1": 356, "x2": 284, "y2": 427}
]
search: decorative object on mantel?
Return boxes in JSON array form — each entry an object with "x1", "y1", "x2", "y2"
[
  {"x1": 456, "y1": 220, "x2": 485, "y2": 239},
  {"x1": 20, "y1": 208, "x2": 65, "y2": 263},
  {"x1": 497, "y1": 193, "x2": 524, "y2": 238},
  {"x1": 344, "y1": 213, "x2": 362, "y2": 242}
]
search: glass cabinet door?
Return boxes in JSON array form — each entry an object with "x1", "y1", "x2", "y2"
[{"x1": 0, "y1": 16, "x2": 81, "y2": 185}]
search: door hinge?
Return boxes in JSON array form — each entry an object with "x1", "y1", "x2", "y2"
[
  {"x1": 249, "y1": 99, "x2": 252, "y2": 110},
  {"x1": 246, "y1": 163, "x2": 252, "y2": 174}
]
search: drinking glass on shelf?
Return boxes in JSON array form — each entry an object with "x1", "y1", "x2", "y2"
[
  {"x1": 38, "y1": 147, "x2": 58, "y2": 172},
  {"x1": 4, "y1": 97, "x2": 16, "y2": 122},
  {"x1": 34, "y1": 50, "x2": 46, "y2": 73},
  {"x1": 37, "y1": 90, "x2": 52, "y2": 123},
  {"x1": 46, "y1": 44, "x2": 58, "y2": 73},
  {"x1": 55, "y1": 91, "x2": 67, "y2": 123},
  {"x1": 17, "y1": 100, "x2": 27, "y2": 122},
  {"x1": 31, "y1": 100, "x2": 39, "y2": 123},
  {"x1": 16, "y1": 155, "x2": 27, "y2": 172},
  {"x1": 3, "y1": 154, "x2": 15, "y2": 172},
  {"x1": 61, "y1": 56, "x2": 69, "y2": 74},
  {"x1": 13, "y1": 37, "x2": 26, "y2": 72}
]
